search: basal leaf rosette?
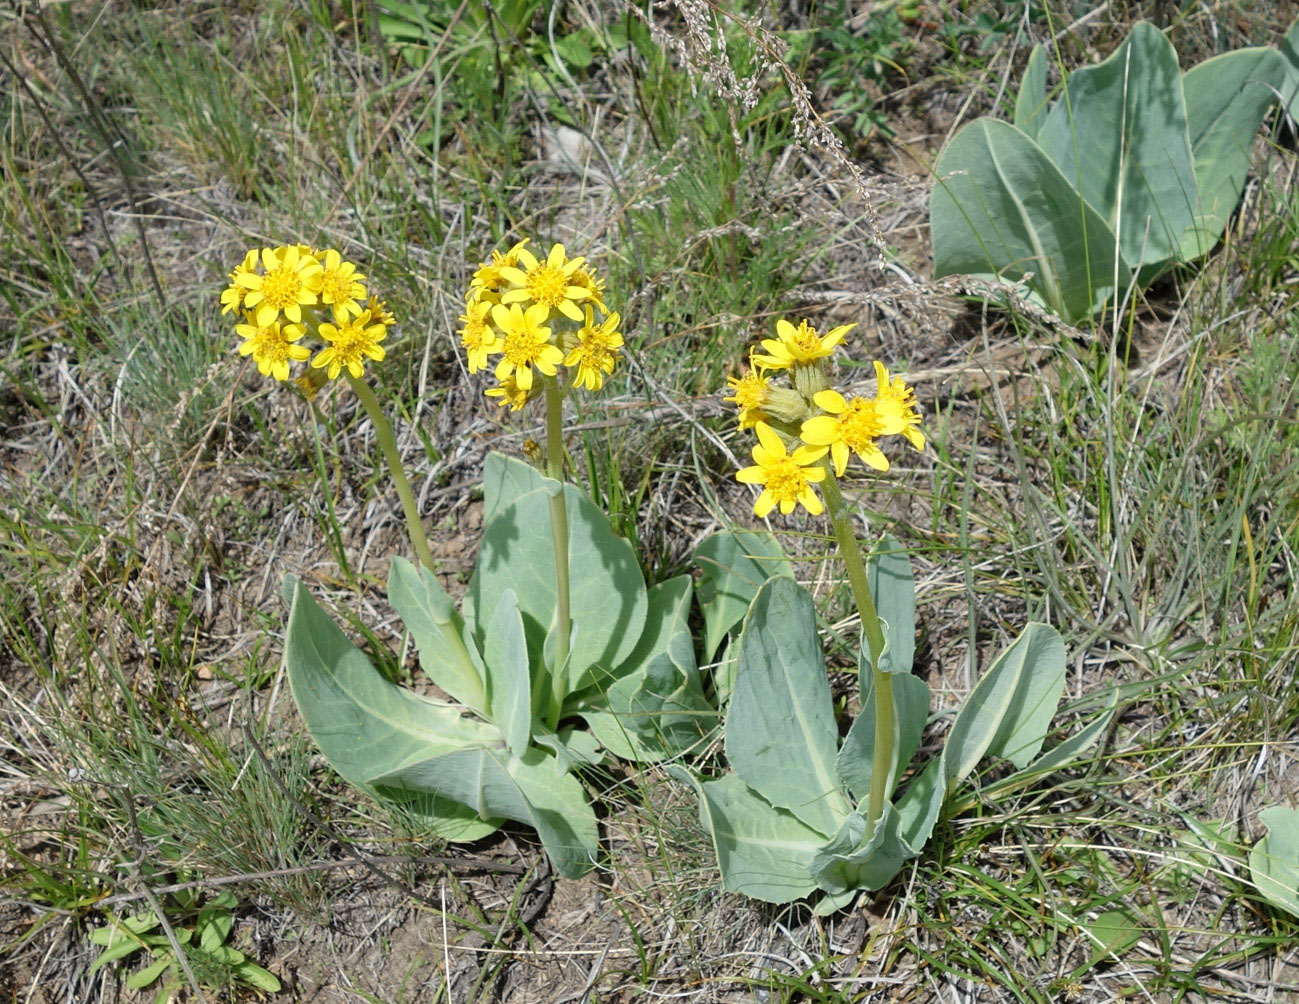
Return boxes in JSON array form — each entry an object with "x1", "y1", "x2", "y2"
[
  {"x1": 219, "y1": 244, "x2": 397, "y2": 385},
  {"x1": 461, "y1": 239, "x2": 622, "y2": 409}
]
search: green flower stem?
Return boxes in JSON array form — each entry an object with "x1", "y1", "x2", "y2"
[
  {"x1": 544, "y1": 376, "x2": 572, "y2": 727},
  {"x1": 819, "y1": 465, "x2": 895, "y2": 837},
  {"x1": 347, "y1": 374, "x2": 435, "y2": 572},
  {"x1": 348, "y1": 374, "x2": 484, "y2": 708}
]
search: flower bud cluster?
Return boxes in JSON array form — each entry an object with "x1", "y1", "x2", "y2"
[
  {"x1": 459, "y1": 239, "x2": 622, "y2": 410},
  {"x1": 220, "y1": 245, "x2": 395, "y2": 383},
  {"x1": 725, "y1": 318, "x2": 925, "y2": 517}
]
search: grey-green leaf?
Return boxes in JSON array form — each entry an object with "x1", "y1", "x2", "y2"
[
  {"x1": 469, "y1": 460, "x2": 647, "y2": 694},
  {"x1": 482, "y1": 589, "x2": 532, "y2": 756},
  {"x1": 371, "y1": 746, "x2": 599, "y2": 878},
  {"x1": 931, "y1": 117, "x2": 1131, "y2": 323},
  {"x1": 674, "y1": 769, "x2": 823, "y2": 903},
  {"x1": 1280, "y1": 16, "x2": 1299, "y2": 122},
  {"x1": 481, "y1": 452, "x2": 551, "y2": 526},
  {"x1": 1182, "y1": 46, "x2": 1288, "y2": 253},
  {"x1": 1034, "y1": 22, "x2": 1197, "y2": 271},
  {"x1": 388, "y1": 557, "x2": 486, "y2": 712},
  {"x1": 838, "y1": 670, "x2": 930, "y2": 805},
  {"x1": 398, "y1": 792, "x2": 501, "y2": 842},
  {"x1": 612, "y1": 575, "x2": 697, "y2": 682},
  {"x1": 694, "y1": 529, "x2": 790, "y2": 664},
  {"x1": 943, "y1": 622, "x2": 1067, "y2": 788},
  {"x1": 894, "y1": 757, "x2": 945, "y2": 855},
  {"x1": 284, "y1": 580, "x2": 500, "y2": 791},
  {"x1": 1249, "y1": 806, "x2": 1299, "y2": 918},
  {"x1": 810, "y1": 806, "x2": 914, "y2": 894},
  {"x1": 867, "y1": 535, "x2": 915, "y2": 675},
  {"x1": 726, "y1": 576, "x2": 853, "y2": 836},
  {"x1": 1014, "y1": 44, "x2": 1049, "y2": 140}
]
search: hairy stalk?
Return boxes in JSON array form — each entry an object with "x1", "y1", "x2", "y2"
[
  {"x1": 819, "y1": 466, "x2": 894, "y2": 836},
  {"x1": 347, "y1": 375, "x2": 435, "y2": 570},
  {"x1": 347, "y1": 375, "x2": 483, "y2": 705},
  {"x1": 544, "y1": 377, "x2": 572, "y2": 726}
]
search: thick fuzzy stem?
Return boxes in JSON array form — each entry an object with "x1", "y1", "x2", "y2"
[
  {"x1": 348, "y1": 374, "x2": 435, "y2": 572},
  {"x1": 349, "y1": 375, "x2": 482, "y2": 704},
  {"x1": 543, "y1": 377, "x2": 572, "y2": 726},
  {"x1": 819, "y1": 465, "x2": 895, "y2": 837}
]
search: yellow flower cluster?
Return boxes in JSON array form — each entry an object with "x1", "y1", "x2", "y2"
[
  {"x1": 460, "y1": 239, "x2": 622, "y2": 409},
  {"x1": 725, "y1": 318, "x2": 924, "y2": 518},
  {"x1": 220, "y1": 245, "x2": 394, "y2": 382}
]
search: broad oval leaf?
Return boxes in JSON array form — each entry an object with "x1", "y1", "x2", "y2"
[
  {"x1": 1249, "y1": 806, "x2": 1299, "y2": 918},
  {"x1": 583, "y1": 577, "x2": 714, "y2": 761},
  {"x1": 1014, "y1": 44, "x2": 1050, "y2": 140},
  {"x1": 610, "y1": 575, "x2": 697, "y2": 684},
  {"x1": 943, "y1": 622, "x2": 1067, "y2": 789},
  {"x1": 672, "y1": 769, "x2": 822, "y2": 904},
  {"x1": 894, "y1": 756, "x2": 945, "y2": 855},
  {"x1": 694, "y1": 529, "x2": 790, "y2": 665},
  {"x1": 284, "y1": 579, "x2": 499, "y2": 792},
  {"x1": 726, "y1": 577, "x2": 852, "y2": 836},
  {"x1": 371, "y1": 746, "x2": 599, "y2": 879},
  {"x1": 482, "y1": 589, "x2": 532, "y2": 757},
  {"x1": 868, "y1": 535, "x2": 916, "y2": 675},
  {"x1": 1182, "y1": 46, "x2": 1288, "y2": 253},
  {"x1": 397, "y1": 792, "x2": 501, "y2": 843},
  {"x1": 838, "y1": 670, "x2": 930, "y2": 804},
  {"x1": 931, "y1": 117, "x2": 1130, "y2": 323},
  {"x1": 481, "y1": 451, "x2": 553, "y2": 525},
  {"x1": 388, "y1": 557, "x2": 486, "y2": 714},
  {"x1": 468, "y1": 457, "x2": 647, "y2": 694},
  {"x1": 1284, "y1": 18, "x2": 1299, "y2": 121},
  {"x1": 809, "y1": 806, "x2": 914, "y2": 895},
  {"x1": 1034, "y1": 22, "x2": 1198, "y2": 271}
]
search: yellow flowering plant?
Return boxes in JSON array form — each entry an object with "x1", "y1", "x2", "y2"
[
  {"x1": 228, "y1": 240, "x2": 711, "y2": 880},
  {"x1": 674, "y1": 318, "x2": 1114, "y2": 910}
]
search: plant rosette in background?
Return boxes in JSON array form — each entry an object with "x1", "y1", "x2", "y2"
[
  {"x1": 931, "y1": 17, "x2": 1299, "y2": 324},
  {"x1": 223, "y1": 240, "x2": 712, "y2": 879},
  {"x1": 675, "y1": 318, "x2": 1116, "y2": 911}
]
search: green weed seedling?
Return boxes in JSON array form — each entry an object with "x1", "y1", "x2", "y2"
[
  {"x1": 224, "y1": 240, "x2": 712, "y2": 879},
  {"x1": 931, "y1": 17, "x2": 1299, "y2": 323},
  {"x1": 87, "y1": 890, "x2": 280, "y2": 1001},
  {"x1": 675, "y1": 319, "x2": 1114, "y2": 911}
]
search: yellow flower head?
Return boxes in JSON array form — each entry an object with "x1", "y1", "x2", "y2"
[
  {"x1": 485, "y1": 374, "x2": 535, "y2": 412},
  {"x1": 735, "y1": 422, "x2": 828, "y2": 518},
  {"x1": 471, "y1": 239, "x2": 531, "y2": 296},
  {"x1": 235, "y1": 313, "x2": 310, "y2": 382},
  {"x1": 459, "y1": 296, "x2": 501, "y2": 374},
  {"x1": 491, "y1": 302, "x2": 562, "y2": 392},
  {"x1": 237, "y1": 245, "x2": 323, "y2": 326},
  {"x1": 498, "y1": 243, "x2": 591, "y2": 322},
  {"x1": 365, "y1": 295, "x2": 396, "y2": 328},
  {"x1": 570, "y1": 265, "x2": 608, "y2": 314},
  {"x1": 317, "y1": 249, "x2": 368, "y2": 320},
  {"x1": 564, "y1": 307, "x2": 623, "y2": 391},
  {"x1": 872, "y1": 361, "x2": 925, "y2": 451},
  {"x1": 752, "y1": 319, "x2": 854, "y2": 371},
  {"x1": 724, "y1": 363, "x2": 771, "y2": 429},
  {"x1": 220, "y1": 248, "x2": 260, "y2": 315},
  {"x1": 312, "y1": 309, "x2": 388, "y2": 380},
  {"x1": 801, "y1": 390, "x2": 889, "y2": 477}
]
